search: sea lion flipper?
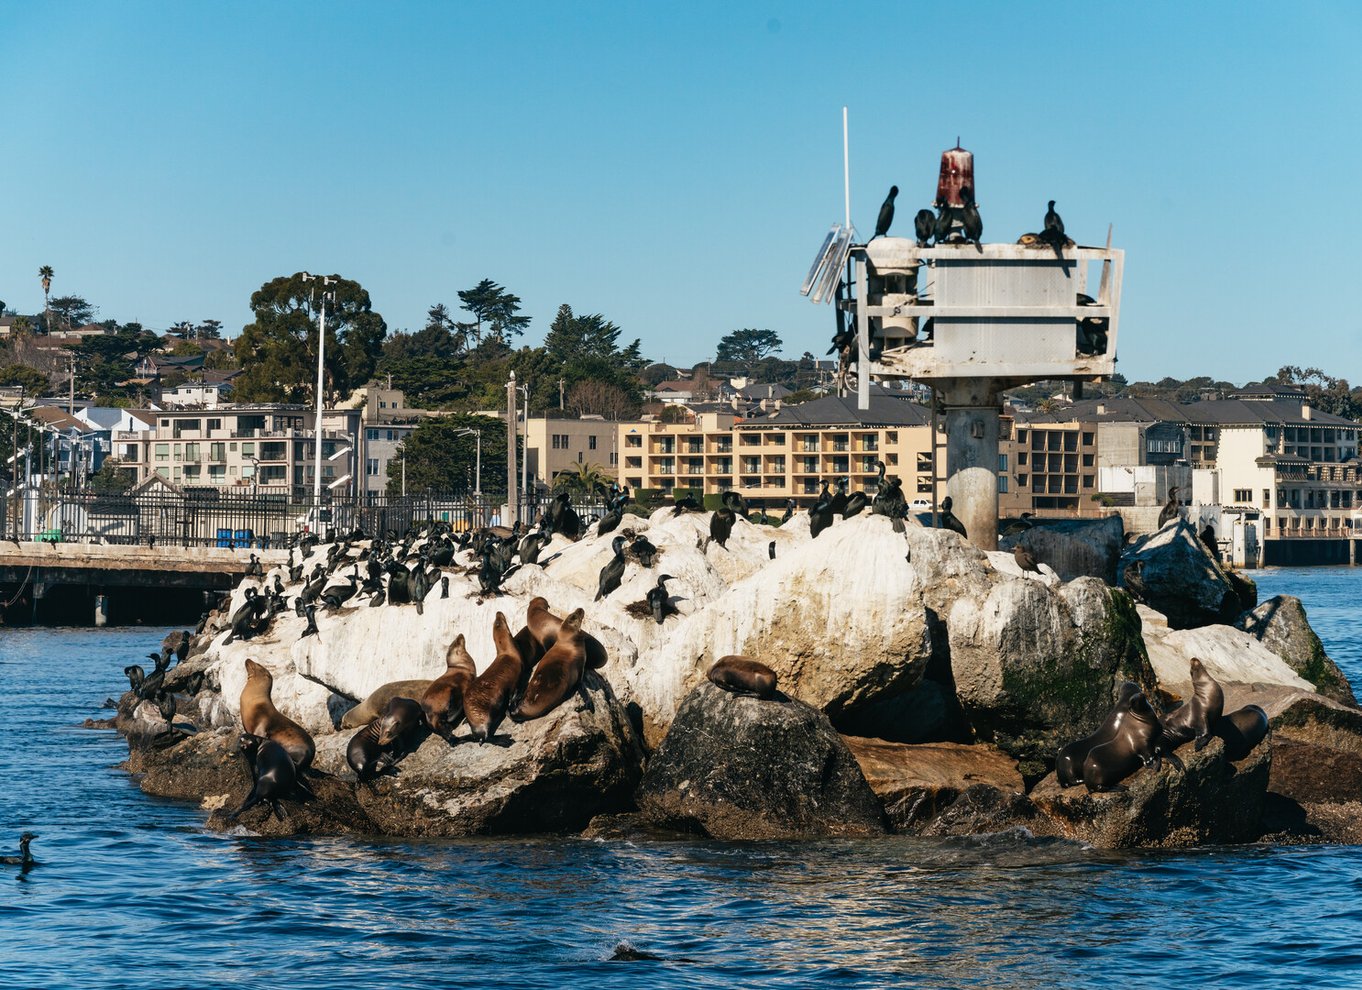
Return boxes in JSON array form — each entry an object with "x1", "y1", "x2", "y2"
[{"x1": 1165, "y1": 749, "x2": 1185, "y2": 772}]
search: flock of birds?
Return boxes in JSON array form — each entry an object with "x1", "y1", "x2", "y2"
[{"x1": 872, "y1": 186, "x2": 1071, "y2": 257}]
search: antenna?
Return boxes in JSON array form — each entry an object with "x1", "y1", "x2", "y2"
[{"x1": 842, "y1": 107, "x2": 851, "y2": 229}]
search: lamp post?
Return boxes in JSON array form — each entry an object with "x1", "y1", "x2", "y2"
[
  {"x1": 300, "y1": 272, "x2": 336, "y2": 530},
  {"x1": 452, "y1": 428, "x2": 482, "y2": 497}
]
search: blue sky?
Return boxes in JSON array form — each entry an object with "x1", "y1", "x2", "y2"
[{"x1": 2, "y1": 1, "x2": 1359, "y2": 386}]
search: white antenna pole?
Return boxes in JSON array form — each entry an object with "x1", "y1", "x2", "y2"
[{"x1": 842, "y1": 106, "x2": 851, "y2": 229}]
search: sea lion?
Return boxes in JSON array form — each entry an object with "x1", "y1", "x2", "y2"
[
  {"x1": 1055, "y1": 681, "x2": 1143, "y2": 787},
  {"x1": 527, "y1": 596, "x2": 607, "y2": 670},
  {"x1": 1081, "y1": 692, "x2": 1184, "y2": 793},
  {"x1": 1213, "y1": 705, "x2": 1270, "y2": 760},
  {"x1": 513, "y1": 625, "x2": 544, "y2": 678},
  {"x1": 707, "y1": 656, "x2": 778, "y2": 699},
  {"x1": 346, "y1": 721, "x2": 390, "y2": 783},
  {"x1": 340, "y1": 679, "x2": 434, "y2": 729},
  {"x1": 512, "y1": 608, "x2": 587, "y2": 721},
  {"x1": 1161, "y1": 657, "x2": 1225, "y2": 750},
  {"x1": 374, "y1": 696, "x2": 425, "y2": 747},
  {"x1": 421, "y1": 634, "x2": 478, "y2": 740},
  {"x1": 230, "y1": 732, "x2": 306, "y2": 821},
  {"x1": 462, "y1": 611, "x2": 523, "y2": 742},
  {"x1": 239, "y1": 658, "x2": 316, "y2": 772}
]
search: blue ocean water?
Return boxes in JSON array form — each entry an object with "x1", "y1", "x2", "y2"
[{"x1": 2, "y1": 568, "x2": 1362, "y2": 988}]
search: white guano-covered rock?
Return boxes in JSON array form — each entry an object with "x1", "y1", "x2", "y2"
[{"x1": 1138, "y1": 604, "x2": 1315, "y2": 696}]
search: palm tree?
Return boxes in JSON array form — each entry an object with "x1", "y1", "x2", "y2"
[
  {"x1": 552, "y1": 461, "x2": 611, "y2": 494},
  {"x1": 37, "y1": 266, "x2": 53, "y2": 334}
]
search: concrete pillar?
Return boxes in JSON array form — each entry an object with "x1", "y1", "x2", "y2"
[
  {"x1": 939, "y1": 382, "x2": 1002, "y2": 551},
  {"x1": 94, "y1": 593, "x2": 108, "y2": 627}
]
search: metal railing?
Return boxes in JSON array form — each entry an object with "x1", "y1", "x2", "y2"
[{"x1": 4, "y1": 487, "x2": 610, "y2": 548}]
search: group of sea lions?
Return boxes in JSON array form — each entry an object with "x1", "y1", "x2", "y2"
[{"x1": 1055, "y1": 657, "x2": 1270, "y2": 793}]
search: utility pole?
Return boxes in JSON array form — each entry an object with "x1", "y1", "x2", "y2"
[
  {"x1": 68, "y1": 355, "x2": 75, "y2": 415},
  {"x1": 506, "y1": 372, "x2": 518, "y2": 526},
  {"x1": 559, "y1": 377, "x2": 565, "y2": 411},
  {"x1": 301, "y1": 272, "x2": 336, "y2": 529}
]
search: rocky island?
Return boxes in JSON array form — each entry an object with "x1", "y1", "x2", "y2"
[{"x1": 114, "y1": 506, "x2": 1362, "y2": 848}]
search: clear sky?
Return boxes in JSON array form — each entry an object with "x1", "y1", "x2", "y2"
[{"x1": 2, "y1": 1, "x2": 1359, "y2": 386}]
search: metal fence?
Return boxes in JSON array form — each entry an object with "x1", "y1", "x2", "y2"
[{"x1": 5, "y1": 488, "x2": 611, "y2": 548}]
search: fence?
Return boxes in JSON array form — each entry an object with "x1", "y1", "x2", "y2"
[{"x1": 5, "y1": 488, "x2": 611, "y2": 549}]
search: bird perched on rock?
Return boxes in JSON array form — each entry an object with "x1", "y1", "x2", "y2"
[
  {"x1": 1014, "y1": 543, "x2": 1042, "y2": 577},
  {"x1": 914, "y1": 208, "x2": 936, "y2": 247},
  {"x1": 809, "y1": 483, "x2": 835, "y2": 539},
  {"x1": 870, "y1": 461, "x2": 907, "y2": 533},
  {"x1": 646, "y1": 575, "x2": 674, "y2": 625},
  {"x1": 1039, "y1": 199, "x2": 1068, "y2": 259},
  {"x1": 781, "y1": 498, "x2": 796, "y2": 523},
  {"x1": 940, "y1": 496, "x2": 968, "y2": 540},
  {"x1": 873, "y1": 185, "x2": 898, "y2": 239},
  {"x1": 630, "y1": 533, "x2": 657, "y2": 568},
  {"x1": 1001, "y1": 512, "x2": 1035, "y2": 537},
  {"x1": 1158, "y1": 487, "x2": 1181, "y2": 528},
  {"x1": 596, "y1": 535, "x2": 628, "y2": 601},
  {"x1": 710, "y1": 500, "x2": 735, "y2": 549}
]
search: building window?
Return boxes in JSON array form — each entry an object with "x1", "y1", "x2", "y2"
[
  {"x1": 207, "y1": 418, "x2": 222, "y2": 431},
  {"x1": 998, "y1": 453, "x2": 1009, "y2": 471},
  {"x1": 610, "y1": 452, "x2": 618, "y2": 466},
  {"x1": 1233, "y1": 489, "x2": 1252, "y2": 503},
  {"x1": 1264, "y1": 518, "x2": 1271, "y2": 533},
  {"x1": 155, "y1": 443, "x2": 169, "y2": 462},
  {"x1": 589, "y1": 436, "x2": 598, "y2": 450},
  {"x1": 367, "y1": 459, "x2": 379, "y2": 476},
  {"x1": 626, "y1": 434, "x2": 641, "y2": 447},
  {"x1": 998, "y1": 475, "x2": 1009, "y2": 493}
]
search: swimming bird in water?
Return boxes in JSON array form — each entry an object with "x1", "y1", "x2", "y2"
[
  {"x1": 1158, "y1": 487, "x2": 1181, "y2": 528},
  {"x1": 960, "y1": 185, "x2": 982, "y2": 248},
  {"x1": 873, "y1": 185, "x2": 898, "y2": 239},
  {"x1": 1, "y1": 833, "x2": 38, "y2": 870},
  {"x1": 646, "y1": 575, "x2": 674, "y2": 625},
  {"x1": 595, "y1": 535, "x2": 628, "y2": 601},
  {"x1": 1001, "y1": 512, "x2": 1035, "y2": 537},
  {"x1": 940, "y1": 496, "x2": 968, "y2": 540},
  {"x1": 914, "y1": 208, "x2": 936, "y2": 247},
  {"x1": 1014, "y1": 543, "x2": 1042, "y2": 577}
]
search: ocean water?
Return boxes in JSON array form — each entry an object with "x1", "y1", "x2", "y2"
[{"x1": 3, "y1": 568, "x2": 1362, "y2": 988}]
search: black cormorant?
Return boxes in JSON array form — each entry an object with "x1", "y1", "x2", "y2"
[
  {"x1": 631, "y1": 533, "x2": 657, "y2": 568},
  {"x1": 809, "y1": 483, "x2": 835, "y2": 539},
  {"x1": 710, "y1": 503, "x2": 735, "y2": 549},
  {"x1": 646, "y1": 575, "x2": 674, "y2": 625},
  {"x1": 1, "y1": 833, "x2": 38, "y2": 869},
  {"x1": 595, "y1": 535, "x2": 628, "y2": 601},
  {"x1": 914, "y1": 208, "x2": 936, "y2": 247},
  {"x1": 1158, "y1": 487, "x2": 1181, "y2": 528},
  {"x1": 940, "y1": 496, "x2": 968, "y2": 540},
  {"x1": 873, "y1": 185, "x2": 898, "y2": 239},
  {"x1": 960, "y1": 185, "x2": 982, "y2": 248}
]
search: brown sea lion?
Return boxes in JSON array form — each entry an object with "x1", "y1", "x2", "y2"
[
  {"x1": 1081, "y1": 692, "x2": 1184, "y2": 793},
  {"x1": 1213, "y1": 705, "x2": 1270, "y2": 760},
  {"x1": 511, "y1": 608, "x2": 587, "y2": 721},
  {"x1": 527, "y1": 596, "x2": 608, "y2": 670},
  {"x1": 375, "y1": 696, "x2": 425, "y2": 747},
  {"x1": 1161, "y1": 657, "x2": 1225, "y2": 751},
  {"x1": 462, "y1": 611, "x2": 523, "y2": 742},
  {"x1": 340, "y1": 679, "x2": 434, "y2": 730},
  {"x1": 1055, "y1": 681, "x2": 1143, "y2": 787},
  {"x1": 239, "y1": 658, "x2": 316, "y2": 772},
  {"x1": 707, "y1": 656, "x2": 778, "y2": 699},
  {"x1": 513, "y1": 626, "x2": 544, "y2": 688},
  {"x1": 346, "y1": 721, "x2": 390, "y2": 783},
  {"x1": 421, "y1": 634, "x2": 478, "y2": 740}
]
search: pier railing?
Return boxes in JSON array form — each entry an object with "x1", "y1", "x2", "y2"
[{"x1": 2, "y1": 488, "x2": 611, "y2": 549}]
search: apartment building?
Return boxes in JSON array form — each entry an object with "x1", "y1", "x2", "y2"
[
  {"x1": 998, "y1": 410, "x2": 1100, "y2": 515},
  {"x1": 524, "y1": 417, "x2": 621, "y2": 488},
  {"x1": 618, "y1": 388, "x2": 942, "y2": 507},
  {"x1": 112, "y1": 405, "x2": 362, "y2": 495}
]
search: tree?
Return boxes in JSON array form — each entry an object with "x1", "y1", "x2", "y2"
[
  {"x1": 89, "y1": 457, "x2": 134, "y2": 495},
  {"x1": 566, "y1": 379, "x2": 638, "y2": 419},
  {"x1": 168, "y1": 321, "x2": 196, "y2": 340},
  {"x1": 716, "y1": 328, "x2": 783, "y2": 374},
  {"x1": 47, "y1": 295, "x2": 95, "y2": 331},
  {"x1": 232, "y1": 273, "x2": 387, "y2": 404},
  {"x1": 38, "y1": 266, "x2": 52, "y2": 335},
  {"x1": 1268, "y1": 366, "x2": 1361, "y2": 420},
  {"x1": 552, "y1": 461, "x2": 611, "y2": 493},
  {"x1": 197, "y1": 319, "x2": 223, "y2": 340},
  {"x1": 0, "y1": 364, "x2": 50, "y2": 392},
  {"x1": 386, "y1": 414, "x2": 509, "y2": 495},
  {"x1": 457, "y1": 278, "x2": 530, "y2": 346}
]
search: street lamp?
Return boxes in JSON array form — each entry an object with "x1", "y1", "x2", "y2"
[
  {"x1": 452, "y1": 428, "x2": 482, "y2": 497},
  {"x1": 300, "y1": 271, "x2": 336, "y2": 529}
]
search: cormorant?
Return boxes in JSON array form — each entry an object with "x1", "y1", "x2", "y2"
[
  {"x1": 873, "y1": 185, "x2": 898, "y2": 239},
  {"x1": 843, "y1": 489, "x2": 868, "y2": 519},
  {"x1": 1044, "y1": 199, "x2": 1065, "y2": 239},
  {"x1": 1001, "y1": 512, "x2": 1035, "y2": 537},
  {"x1": 1, "y1": 833, "x2": 38, "y2": 870},
  {"x1": 940, "y1": 496, "x2": 968, "y2": 540},
  {"x1": 710, "y1": 503, "x2": 735, "y2": 549},
  {"x1": 870, "y1": 460, "x2": 907, "y2": 532},
  {"x1": 960, "y1": 185, "x2": 982, "y2": 248},
  {"x1": 934, "y1": 203, "x2": 954, "y2": 243},
  {"x1": 596, "y1": 535, "x2": 628, "y2": 601},
  {"x1": 1201, "y1": 521, "x2": 1221, "y2": 561},
  {"x1": 300, "y1": 604, "x2": 320, "y2": 640},
  {"x1": 671, "y1": 493, "x2": 700, "y2": 515},
  {"x1": 722, "y1": 490, "x2": 749, "y2": 521},
  {"x1": 781, "y1": 498, "x2": 796, "y2": 523},
  {"x1": 768, "y1": 541, "x2": 776, "y2": 560},
  {"x1": 1040, "y1": 199, "x2": 1067, "y2": 259},
  {"x1": 597, "y1": 501, "x2": 624, "y2": 538},
  {"x1": 245, "y1": 553, "x2": 263, "y2": 578},
  {"x1": 914, "y1": 208, "x2": 936, "y2": 247},
  {"x1": 829, "y1": 478, "x2": 849, "y2": 518},
  {"x1": 1158, "y1": 487, "x2": 1181, "y2": 528},
  {"x1": 646, "y1": 575, "x2": 674, "y2": 625},
  {"x1": 630, "y1": 533, "x2": 657, "y2": 568},
  {"x1": 809, "y1": 483, "x2": 835, "y2": 539}
]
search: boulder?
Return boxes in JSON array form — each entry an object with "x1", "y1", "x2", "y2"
[
  {"x1": 843, "y1": 736, "x2": 1024, "y2": 833},
  {"x1": 1119, "y1": 521, "x2": 1241, "y2": 629},
  {"x1": 1000, "y1": 516, "x2": 1125, "y2": 584},
  {"x1": 1139, "y1": 605, "x2": 1316, "y2": 698},
  {"x1": 1236, "y1": 596, "x2": 1355, "y2": 704},
  {"x1": 1028, "y1": 734, "x2": 1271, "y2": 847},
  {"x1": 635, "y1": 682, "x2": 886, "y2": 839},
  {"x1": 1258, "y1": 689, "x2": 1362, "y2": 805},
  {"x1": 937, "y1": 574, "x2": 1155, "y2": 773}
]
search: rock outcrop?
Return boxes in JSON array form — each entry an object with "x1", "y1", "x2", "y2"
[
  {"x1": 1139, "y1": 605, "x2": 1316, "y2": 698},
  {"x1": 1000, "y1": 516, "x2": 1125, "y2": 584},
  {"x1": 1119, "y1": 521, "x2": 1241, "y2": 629},
  {"x1": 1236, "y1": 596, "x2": 1355, "y2": 704},
  {"x1": 635, "y1": 682, "x2": 886, "y2": 839},
  {"x1": 844, "y1": 736, "x2": 1024, "y2": 833}
]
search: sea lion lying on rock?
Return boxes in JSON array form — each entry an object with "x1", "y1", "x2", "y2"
[
  {"x1": 1082, "y1": 691, "x2": 1184, "y2": 793},
  {"x1": 340, "y1": 679, "x2": 434, "y2": 730},
  {"x1": 512, "y1": 608, "x2": 587, "y2": 722},
  {"x1": 707, "y1": 656, "x2": 778, "y2": 699},
  {"x1": 1055, "y1": 681, "x2": 1142, "y2": 787}
]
